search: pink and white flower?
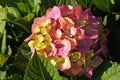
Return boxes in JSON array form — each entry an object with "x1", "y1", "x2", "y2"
[{"x1": 25, "y1": 4, "x2": 109, "y2": 78}]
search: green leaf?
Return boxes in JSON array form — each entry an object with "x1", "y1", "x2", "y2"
[
  {"x1": 39, "y1": 0, "x2": 56, "y2": 16},
  {"x1": 91, "y1": 61, "x2": 120, "y2": 80},
  {"x1": 6, "y1": 74, "x2": 23, "y2": 80},
  {"x1": 16, "y1": 3, "x2": 30, "y2": 14},
  {"x1": 115, "y1": 14, "x2": 120, "y2": 21},
  {"x1": 32, "y1": 3, "x2": 40, "y2": 16},
  {"x1": 0, "y1": 6, "x2": 7, "y2": 36},
  {"x1": 6, "y1": 6, "x2": 21, "y2": 20},
  {"x1": 1, "y1": 30, "x2": 7, "y2": 54},
  {"x1": 0, "y1": 6, "x2": 12, "y2": 55},
  {"x1": 0, "y1": 53, "x2": 9, "y2": 67},
  {"x1": 91, "y1": 61, "x2": 112, "y2": 80},
  {"x1": 13, "y1": 43, "x2": 31, "y2": 71},
  {"x1": 0, "y1": 71, "x2": 6, "y2": 80},
  {"x1": 15, "y1": 13, "x2": 34, "y2": 25},
  {"x1": 76, "y1": 0, "x2": 87, "y2": 8},
  {"x1": 19, "y1": 42, "x2": 31, "y2": 60},
  {"x1": 101, "y1": 62, "x2": 120, "y2": 80},
  {"x1": 55, "y1": 0, "x2": 78, "y2": 6},
  {"x1": 110, "y1": 0, "x2": 120, "y2": 13},
  {"x1": 24, "y1": 53, "x2": 68, "y2": 80},
  {"x1": 25, "y1": 0, "x2": 41, "y2": 8},
  {"x1": 14, "y1": 13, "x2": 35, "y2": 33},
  {"x1": 93, "y1": 0, "x2": 112, "y2": 12},
  {"x1": 66, "y1": 0, "x2": 78, "y2": 6},
  {"x1": 55, "y1": 0, "x2": 65, "y2": 6},
  {"x1": 0, "y1": 0, "x2": 21, "y2": 7},
  {"x1": 6, "y1": 13, "x2": 35, "y2": 34},
  {"x1": 103, "y1": 15, "x2": 108, "y2": 26}
]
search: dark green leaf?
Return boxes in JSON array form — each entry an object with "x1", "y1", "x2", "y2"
[
  {"x1": 66, "y1": 0, "x2": 78, "y2": 6},
  {"x1": 14, "y1": 13, "x2": 35, "y2": 33},
  {"x1": 24, "y1": 53, "x2": 68, "y2": 80},
  {"x1": 19, "y1": 43, "x2": 31, "y2": 60},
  {"x1": 93, "y1": 0, "x2": 111, "y2": 12},
  {"x1": 76, "y1": 0, "x2": 87, "y2": 8},
  {"x1": 13, "y1": 43, "x2": 31, "y2": 71},
  {"x1": 0, "y1": 0, "x2": 21, "y2": 7},
  {"x1": 6, "y1": 74, "x2": 23, "y2": 80},
  {"x1": 55, "y1": 0, "x2": 78, "y2": 6},
  {"x1": 40, "y1": 0, "x2": 56, "y2": 16},
  {"x1": 6, "y1": 13, "x2": 35, "y2": 34},
  {"x1": 111, "y1": 0, "x2": 120, "y2": 13},
  {"x1": 15, "y1": 13, "x2": 34, "y2": 25},
  {"x1": 55, "y1": 0, "x2": 65, "y2": 6},
  {"x1": 6, "y1": 6, "x2": 21, "y2": 20}
]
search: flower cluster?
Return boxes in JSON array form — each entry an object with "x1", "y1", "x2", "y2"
[{"x1": 25, "y1": 5, "x2": 109, "y2": 78}]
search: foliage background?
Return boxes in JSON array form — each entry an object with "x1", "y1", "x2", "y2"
[{"x1": 0, "y1": 0, "x2": 120, "y2": 80}]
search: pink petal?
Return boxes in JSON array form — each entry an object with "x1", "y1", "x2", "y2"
[
  {"x1": 70, "y1": 5, "x2": 83, "y2": 19},
  {"x1": 44, "y1": 43, "x2": 57, "y2": 56},
  {"x1": 30, "y1": 47, "x2": 35, "y2": 58},
  {"x1": 101, "y1": 44, "x2": 109, "y2": 58},
  {"x1": 81, "y1": 10, "x2": 89, "y2": 20},
  {"x1": 89, "y1": 15, "x2": 97, "y2": 23},
  {"x1": 85, "y1": 26, "x2": 98, "y2": 39},
  {"x1": 78, "y1": 39, "x2": 93, "y2": 53},
  {"x1": 65, "y1": 37, "x2": 78, "y2": 49},
  {"x1": 58, "y1": 17, "x2": 66, "y2": 27},
  {"x1": 24, "y1": 33, "x2": 36, "y2": 42},
  {"x1": 84, "y1": 67, "x2": 93, "y2": 78},
  {"x1": 75, "y1": 28, "x2": 85, "y2": 42},
  {"x1": 50, "y1": 29, "x2": 62, "y2": 40},
  {"x1": 63, "y1": 69, "x2": 72, "y2": 76},
  {"x1": 70, "y1": 27, "x2": 77, "y2": 36},
  {"x1": 64, "y1": 26, "x2": 77, "y2": 37},
  {"x1": 92, "y1": 56, "x2": 103, "y2": 68},
  {"x1": 57, "y1": 57, "x2": 71, "y2": 71},
  {"x1": 54, "y1": 39, "x2": 71, "y2": 56},
  {"x1": 59, "y1": 4, "x2": 72, "y2": 16},
  {"x1": 71, "y1": 65, "x2": 82, "y2": 75},
  {"x1": 87, "y1": 22, "x2": 98, "y2": 29},
  {"x1": 46, "y1": 6, "x2": 61, "y2": 20},
  {"x1": 32, "y1": 16, "x2": 48, "y2": 33}
]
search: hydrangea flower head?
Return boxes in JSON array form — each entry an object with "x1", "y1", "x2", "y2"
[{"x1": 25, "y1": 5, "x2": 109, "y2": 78}]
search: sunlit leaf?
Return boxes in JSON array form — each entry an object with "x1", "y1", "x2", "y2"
[
  {"x1": 0, "y1": 30, "x2": 6, "y2": 54},
  {"x1": 6, "y1": 6, "x2": 21, "y2": 20},
  {"x1": 24, "y1": 0, "x2": 41, "y2": 8},
  {"x1": 0, "y1": 6, "x2": 7, "y2": 36},
  {"x1": 101, "y1": 62, "x2": 120, "y2": 80},
  {"x1": 0, "y1": 71, "x2": 6, "y2": 80},
  {"x1": 24, "y1": 53, "x2": 68, "y2": 80},
  {"x1": 0, "y1": 53, "x2": 9, "y2": 67},
  {"x1": 16, "y1": 3, "x2": 30, "y2": 14}
]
